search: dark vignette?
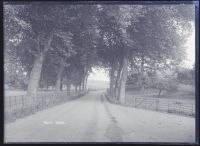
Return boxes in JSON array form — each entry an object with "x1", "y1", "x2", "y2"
[{"x1": 0, "y1": 0, "x2": 199, "y2": 145}]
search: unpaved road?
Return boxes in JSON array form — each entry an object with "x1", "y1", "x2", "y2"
[{"x1": 4, "y1": 90, "x2": 195, "y2": 143}]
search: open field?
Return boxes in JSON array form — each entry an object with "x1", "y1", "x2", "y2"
[
  {"x1": 123, "y1": 84, "x2": 195, "y2": 117},
  {"x1": 126, "y1": 84, "x2": 195, "y2": 102}
]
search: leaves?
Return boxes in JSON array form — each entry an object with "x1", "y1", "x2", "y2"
[{"x1": 4, "y1": 3, "x2": 195, "y2": 89}]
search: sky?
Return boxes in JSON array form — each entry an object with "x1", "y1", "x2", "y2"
[
  {"x1": 184, "y1": 25, "x2": 195, "y2": 68},
  {"x1": 88, "y1": 68, "x2": 109, "y2": 81}
]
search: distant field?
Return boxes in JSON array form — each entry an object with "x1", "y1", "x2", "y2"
[
  {"x1": 4, "y1": 90, "x2": 27, "y2": 97},
  {"x1": 125, "y1": 84, "x2": 195, "y2": 104},
  {"x1": 87, "y1": 79, "x2": 109, "y2": 90}
]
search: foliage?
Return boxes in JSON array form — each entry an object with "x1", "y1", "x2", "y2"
[{"x1": 4, "y1": 3, "x2": 194, "y2": 98}]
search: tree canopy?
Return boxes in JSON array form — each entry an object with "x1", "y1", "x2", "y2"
[{"x1": 4, "y1": 3, "x2": 195, "y2": 102}]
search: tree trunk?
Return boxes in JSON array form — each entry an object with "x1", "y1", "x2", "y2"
[
  {"x1": 114, "y1": 61, "x2": 123, "y2": 99},
  {"x1": 118, "y1": 55, "x2": 128, "y2": 104},
  {"x1": 67, "y1": 81, "x2": 71, "y2": 96},
  {"x1": 75, "y1": 85, "x2": 78, "y2": 93},
  {"x1": 141, "y1": 77, "x2": 145, "y2": 92},
  {"x1": 66, "y1": 69, "x2": 71, "y2": 95},
  {"x1": 78, "y1": 85, "x2": 81, "y2": 92},
  {"x1": 27, "y1": 33, "x2": 53, "y2": 95},
  {"x1": 140, "y1": 53, "x2": 145, "y2": 91},
  {"x1": 60, "y1": 83, "x2": 63, "y2": 90},
  {"x1": 109, "y1": 72, "x2": 114, "y2": 97},
  {"x1": 55, "y1": 60, "x2": 64, "y2": 91},
  {"x1": 109, "y1": 62, "x2": 115, "y2": 97},
  {"x1": 158, "y1": 89, "x2": 162, "y2": 97},
  {"x1": 27, "y1": 53, "x2": 45, "y2": 95},
  {"x1": 55, "y1": 72, "x2": 63, "y2": 91},
  {"x1": 82, "y1": 77, "x2": 85, "y2": 91},
  {"x1": 84, "y1": 75, "x2": 88, "y2": 90}
]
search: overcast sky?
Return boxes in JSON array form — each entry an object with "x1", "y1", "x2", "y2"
[
  {"x1": 184, "y1": 24, "x2": 195, "y2": 68},
  {"x1": 88, "y1": 68, "x2": 109, "y2": 81}
]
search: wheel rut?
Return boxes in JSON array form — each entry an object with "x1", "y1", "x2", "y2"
[
  {"x1": 101, "y1": 94, "x2": 124, "y2": 142},
  {"x1": 81, "y1": 94, "x2": 99, "y2": 142}
]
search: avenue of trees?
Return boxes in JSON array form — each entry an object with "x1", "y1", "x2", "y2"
[{"x1": 4, "y1": 3, "x2": 194, "y2": 103}]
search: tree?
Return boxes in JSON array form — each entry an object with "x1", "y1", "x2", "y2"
[
  {"x1": 4, "y1": 4, "x2": 90, "y2": 94},
  {"x1": 176, "y1": 66, "x2": 195, "y2": 85},
  {"x1": 4, "y1": 42, "x2": 28, "y2": 89}
]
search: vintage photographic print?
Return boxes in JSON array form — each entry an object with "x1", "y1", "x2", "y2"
[{"x1": 3, "y1": 1, "x2": 197, "y2": 144}]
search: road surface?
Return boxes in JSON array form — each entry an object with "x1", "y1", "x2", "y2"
[{"x1": 4, "y1": 90, "x2": 195, "y2": 143}]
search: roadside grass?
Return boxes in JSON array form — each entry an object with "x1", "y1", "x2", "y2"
[{"x1": 105, "y1": 83, "x2": 195, "y2": 117}]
